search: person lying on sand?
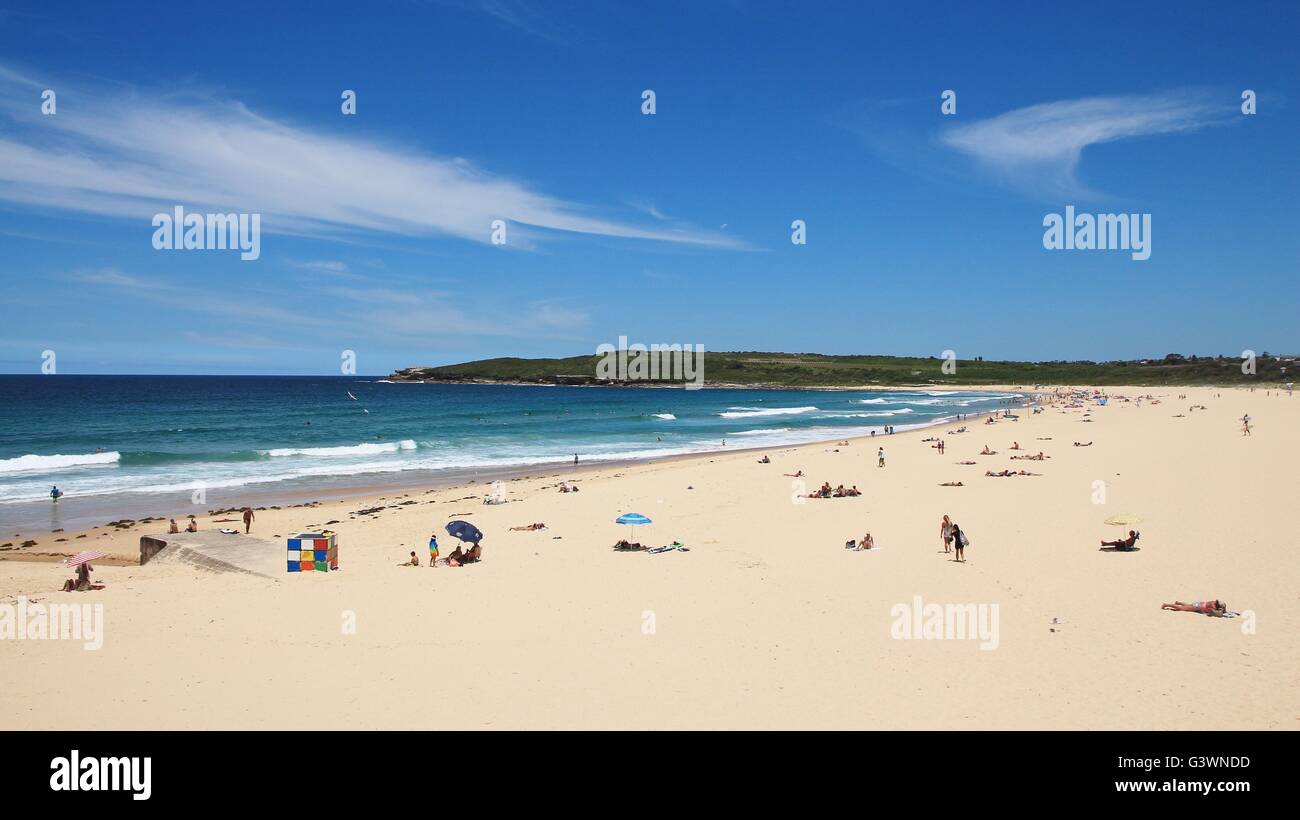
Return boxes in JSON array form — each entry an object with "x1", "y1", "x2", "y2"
[
  {"x1": 398, "y1": 551, "x2": 420, "y2": 567},
  {"x1": 958, "y1": 460, "x2": 977, "y2": 465},
  {"x1": 1101, "y1": 530, "x2": 1139, "y2": 549},
  {"x1": 1016, "y1": 470, "x2": 1040, "y2": 476},
  {"x1": 985, "y1": 470, "x2": 1015, "y2": 477},
  {"x1": 613, "y1": 540, "x2": 646, "y2": 552},
  {"x1": 940, "y1": 481, "x2": 964, "y2": 486},
  {"x1": 1073, "y1": 441, "x2": 1093, "y2": 446},
  {"x1": 510, "y1": 523, "x2": 547, "y2": 531},
  {"x1": 784, "y1": 470, "x2": 804, "y2": 477},
  {"x1": 1162, "y1": 599, "x2": 1228, "y2": 616}
]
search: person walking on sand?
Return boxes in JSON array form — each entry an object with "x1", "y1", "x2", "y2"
[
  {"x1": 877, "y1": 447, "x2": 885, "y2": 468},
  {"x1": 940, "y1": 515, "x2": 953, "y2": 553},
  {"x1": 242, "y1": 507, "x2": 255, "y2": 533},
  {"x1": 951, "y1": 522, "x2": 966, "y2": 562}
]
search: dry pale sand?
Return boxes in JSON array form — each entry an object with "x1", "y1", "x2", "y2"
[{"x1": 1, "y1": 385, "x2": 1296, "y2": 730}]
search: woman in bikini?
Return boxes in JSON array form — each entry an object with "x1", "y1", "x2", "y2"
[
  {"x1": 940, "y1": 515, "x2": 953, "y2": 553},
  {"x1": 1162, "y1": 600, "x2": 1227, "y2": 616}
]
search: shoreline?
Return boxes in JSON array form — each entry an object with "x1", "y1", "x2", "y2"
[
  {"x1": 1, "y1": 396, "x2": 1033, "y2": 561},
  {"x1": 1, "y1": 385, "x2": 1037, "y2": 545}
]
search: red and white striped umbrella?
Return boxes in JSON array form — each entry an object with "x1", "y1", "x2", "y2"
[{"x1": 64, "y1": 550, "x2": 107, "y2": 568}]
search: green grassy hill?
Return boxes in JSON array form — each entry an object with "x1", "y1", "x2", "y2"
[{"x1": 390, "y1": 351, "x2": 1296, "y2": 387}]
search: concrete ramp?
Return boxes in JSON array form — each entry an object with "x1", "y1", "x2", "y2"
[{"x1": 140, "y1": 532, "x2": 283, "y2": 579}]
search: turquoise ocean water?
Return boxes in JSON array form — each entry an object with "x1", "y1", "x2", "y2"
[{"x1": 0, "y1": 376, "x2": 1022, "y2": 532}]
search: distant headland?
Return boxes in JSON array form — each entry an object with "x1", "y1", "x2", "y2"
[{"x1": 387, "y1": 351, "x2": 1295, "y2": 388}]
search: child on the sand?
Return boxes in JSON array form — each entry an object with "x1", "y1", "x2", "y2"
[{"x1": 398, "y1": 551, "x2": 419, "y2": 567}]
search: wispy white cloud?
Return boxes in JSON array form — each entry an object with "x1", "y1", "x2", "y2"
[
  {"x1": 288, "y1": 259, "x2": 352, "y2": 275},
  {"x1": 69, "y1": 267, "x2": 591, "y2": 344},
  {"x1": 940, "y1": 92, "x2": 1235, "y2": 198},
  {"x1": 0, "y1": 65, "x2": 739, "y2": 249},
  {"x1": 432, "y1": 0, "x2": 574, "y2": 43}
]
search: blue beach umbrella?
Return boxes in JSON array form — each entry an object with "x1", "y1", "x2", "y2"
[
  {"x1": 615, "y1": 512, "x2": 651, "y2": 539},
  {"x1": 445, "y1": 520, "x2": 484, "y2": 544}
]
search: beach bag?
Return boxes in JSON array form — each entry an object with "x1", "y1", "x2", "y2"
[{"x1": 958, "y1": 531, "x2": 970, "y2": 547}]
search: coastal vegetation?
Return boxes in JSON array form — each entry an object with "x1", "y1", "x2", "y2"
[{"x1": 389, "y1": 351, "x2": 1296, "y2": 387}]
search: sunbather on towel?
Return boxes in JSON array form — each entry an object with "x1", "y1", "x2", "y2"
[
  {"x1": 1101, "y1": 530, "x2": 1139, "y2": 549},
  {"x1": 1162, "y1": 599, "x2": 1227, "y2": 616},
  {"x1": 61, "y1": 561, "x2": 94, "y2": 592}
]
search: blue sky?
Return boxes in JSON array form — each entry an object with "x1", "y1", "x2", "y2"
[{"x1": 1, "y1": 0, "x2": 1296, "y2": 374}]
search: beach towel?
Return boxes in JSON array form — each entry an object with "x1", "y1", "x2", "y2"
[
  {"x1": 219, "y1": 528, "x2": 238, "y2": 534},
  {"x1": 647, "y1": 542, "x2": 683, "y2": 554}
]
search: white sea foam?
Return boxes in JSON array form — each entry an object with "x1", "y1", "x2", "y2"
[
  {"x1": 0, "y1": 451, "x2": 121, "y2": 475},
  {"x1": 718, "y1": 406, "x2": 819, "y2": 419},
  {"x1": 652, "y1": 413, "x2": 677, "y2": 420},
  {"x1": 265, "y1": 439, "x2": 418, "y2": 458}
]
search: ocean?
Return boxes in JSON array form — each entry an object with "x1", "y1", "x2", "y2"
[{"x1": 0, "y1": 376, "x2": 1021, "y2": 532}]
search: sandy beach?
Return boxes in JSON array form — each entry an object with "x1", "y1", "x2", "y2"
[{"x1": 2, "y1": 384, "x2": 1296, "y2": 730}]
